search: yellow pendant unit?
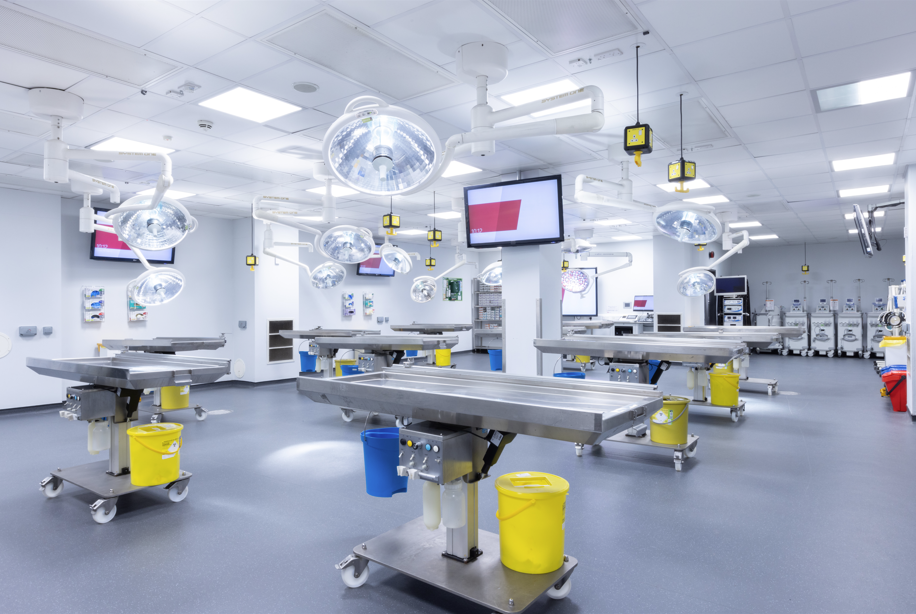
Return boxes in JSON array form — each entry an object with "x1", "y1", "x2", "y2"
[
  {"x1": 425, "y1": 257, "x2": 436, "y2": 270},
  {"x1": 245, "y1": 254, "x2": 258, "y2": 271},
  {"x1": 562, "y1": 260, "x2": 569, "y2": 272},
  {"x1": 668, "y1": 157, "x2": 696, "y2": 193},
  {"x1": 624, "y1": 123, "x2": 653, "y2": 167},
  {"x1": 382, "y1": 213, "x2": 400, "y2": 236},
  {"x1": 427, "y1": 229, "x2": 442, "y2": 247},
  {"x1": 802, "y1": 264, "x2": 810, "y2": 275}
]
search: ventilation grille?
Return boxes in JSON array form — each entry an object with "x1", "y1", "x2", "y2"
[
  {"x1": 484, "y1": 0, "x2": 641, "y2": 55},
  {"x1": 266, "y1": 11, "x2": 456, "y2": 100}
]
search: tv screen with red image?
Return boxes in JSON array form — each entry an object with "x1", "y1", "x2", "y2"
[
  {"x1": 89, "y1": 208, "x2": 175, "y2": 264},
  {"x1": 357, "y1": 251, "x2": 395, "y2": 277},
  {"x1": 464, "y1": 175, "x2": 563, "y2": 248}
]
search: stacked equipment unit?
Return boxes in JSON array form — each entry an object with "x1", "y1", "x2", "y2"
[
  {"x1": 837, "y1": 298, "x2": 864, "y2": 357},
  {"x1": 783, "y1": 300, "x2": 810, "y2": 356},
  {"x1": 809, "y1": 299, "x2": 837, "y2": 357}
]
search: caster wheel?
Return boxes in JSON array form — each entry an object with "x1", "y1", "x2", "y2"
[
  {"x1": 547, "y1": 578, "x2": 572, "y2": 600},
  {"x1": 341, "y1": 409, "x2": 354, "y2": 423},
  {"x1": 674, "y1": 461, "x2": 683, "y2": 472},
  {"x1": 168, "y1": 484, "x2": 189, "y2": 503},
  {"x1": 40, "y1": 479, "x2": 63, "y2": 499},
  {"x1": 150, "y1": 413, "x2": 162, "y2": 424},
  {"x1": 91, "y1": 504, "x2": 116, "y2": 524},
  {"x1": 730, "y1": 410, "x2": 739, "y2": 423},
  {"x1": 685, "y1": 445, "x2": 697, "y2": 458},
  {"x1": 395, "y1": 416, "x2": 412, "y2": 428},
  {"x1": 195, "y1": 409, "x2": 207, "y2": 421},
  {"x1": 574, "y1": 444, "x2": 583, "y2": 457},
  {"x1": 828, "y1": 351, "x2": 835, "y2": 358},
  {"x1": 341, "y1": 563, "x2": 369, "y2": 588}
]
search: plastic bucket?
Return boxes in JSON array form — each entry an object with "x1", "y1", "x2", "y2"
[
  {"x1": 160, "y1": 385, "x2": 189, "y2": 410},
  {"x1": 361, "y1": 428, "x2": 408, "y2": 497},
  {"x1": 340, "y1": 364, "x2": 360, "y2": 376},
  {"x1": 710, "y1": 372, "x2": 740, "y2": 407},
  {"x1": 574, "y1": 355, "x2": 590, "y2": 363},
  {"x1": 488, "y1": 349, "x2": 502, "y2": 371},
  {"x1": 554, "y1": 372, "x2": 585, "y2": 379},
  {"x1": 495, "y1": 472, "x2": 569, "y2": 574},
  {"x1": 881, "y1": 372, "x2": 908, "y2": 412},
  {"x1": 713, "y1": 361, "x2": 734, "y2": 373},
  {"x1": 405, "y1": 350, "x2": 418, "y2": 357},
  {"x1": 650, "y1": 396, "x2": 689, "y2": 445},
  {"x1": 299, "y1": 351, "x2": 318, "y2": 372},
  {"x1": 435, "y1": 348, "x2": 452, "y2": 366},
  {"x1": 127, "y1": 423, "x2": 183, "y2": 487},
  {"x1": 335, "y1": 359, "x2": 357, "y2": 377}
]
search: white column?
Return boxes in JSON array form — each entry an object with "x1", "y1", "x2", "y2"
[
  {"x1": 904, "y1": 166, "x2": 915, "y2": 416},
  {"x1": 501, "y1": 244, "x2": 562, "y2": 376}
]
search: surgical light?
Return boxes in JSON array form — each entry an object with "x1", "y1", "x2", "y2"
[
  {"x1": 310, "y1": 262, "x2": 346, "y2": 289},
  {"x1": 654, "y1": 202, "x2": 722, "y2": 243},
  {"x1": 561, "y1": 268, "x2": 592, "y2": 294},
  {"x1": 677, "y1": 268, "x2": 715, "y2": 297},
  {"x1": 441, "y1": 161, "x2": 481, "y2": 177},
  {"x1": 111, "y1": 195, "x2": 196, "y2": 251},
  {"x1": 411, "y1": 276, "x2": 437, "y2": 303},
  {"x1": 379, "y1": 244, "x2": 412, "y2": 274},
  {"x1": 478, "y1": 261, "x2": 502, "y2": 286},
  {"x1": 832, "y1": 153, "x2": 895, "y2": 172},
  {"x1": 137, "y1": 188, "x2": 195, "y2": 199},
  {"x1": 816, "y1": 72, "x2": 911, "y2": 112},
  {"x1": 658, "y1": 179, "x2": 709, "y2": 192},
  {"x1": 839, "y1": 185, "x2": 889, "y2": 197},
  {"x1": 319, "y1": 225, "x2": 375, "y2": 264},
  {"x1": 128, "y1": 267, "x2": 185, "y2": 305},
  {"x1": 323, "y1": 97, "x2": 440, "y2": 196},
  {"x1": 198, "y1": 87, "x2": 300, "y2": 123},
  {"x1": 91, "y1": 137, "x2": 174, "y2": 155}
]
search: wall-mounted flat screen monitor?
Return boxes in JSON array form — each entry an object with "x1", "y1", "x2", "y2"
[
  {"x1": 89, "y1": 208, "x2": 175, "y2": 264},
  {"x1": 562, "y1": 267, "x2": 598, "y2": 317},
  {"x1": 464, "y1": 175, "x2": 563, "y2": 248},
  {"x1": 715, "y1": 275, "x2": 748, "y2": 296},
  {"x1": 357, "y1": 251, "x2": 395, "y2": 277},
  {"x1": 633, "y1": 295, "x2": 654, "y2": 311}
]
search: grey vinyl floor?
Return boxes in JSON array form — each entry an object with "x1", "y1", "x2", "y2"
[{"x1": 1, "y1": 352, "x2": 915, "y2": 614}]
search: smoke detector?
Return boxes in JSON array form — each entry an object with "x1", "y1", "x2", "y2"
[
  {"x1": 198, "y1": 119, "x2": 213, "y2": 132},
  {"x1": 293, "y1": 82, "x2": 319, "y2": 94}
]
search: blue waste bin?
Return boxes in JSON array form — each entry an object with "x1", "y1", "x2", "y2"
[
  {"x1": 299, "y1": 351, "x2": 318, "y2": 373},
  {"x1": 361, "y1": 428, "x2": 408, "y2": 497},
  {"x1": 340, "y1": 364, "x2": 360, "y2": 376},
  {"x1": 554, "y1": 372, "x2": 585, "y2": 379},
  {"x1": 488, "y1": 349, "x2": 502, "y2": 371}
]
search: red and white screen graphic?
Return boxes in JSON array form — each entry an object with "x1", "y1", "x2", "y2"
[{"x1": 466, "y1": 179, "x2": 561, "y2": 247}]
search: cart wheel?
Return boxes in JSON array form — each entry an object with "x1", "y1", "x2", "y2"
[
  {"x1": 730, "y1": 409, "x2": 739, "y2": 423},
  {"x1": 685, "y1": 444, "x2": 698, "y2": 458},
  {"x1": 40, "y1": 479, "x2": 63, "y2": 498},
  {"x1": 91, "y1": 504, "x2": 116, "y2": 524},
  {"x1": 828, "y1": 351, "x2": 835, "y2": 358},
  {"x1": 780, "y1": 350, "x2": 788, "y2": 356},
  {"x1": 195, "y1": 409, "x2": 208, "y2": 421},
  {"x1": 341, "y1": 563, "x2": 369, "y2": 588},
  {"x1": 674, "y1": 460, "x2": 683, "y2": 471},
  {"x1": 395, "y1": 416, "x2": 412, "y2": 428},
  {"x1": 547, "y1": 578, "x2": 572, "y2": 600},
  {"x1": 341, "y1": 409, "x2": 354, "y2": 423},
  {"x1": 768, "y1": 385, "x2": 774, "y2": 396},
  {"x1": 150, "y1": 413, "x2": 163, "y2": 424},
  {"x1": 168, "y1": 484, "x2": 189, "y2": 503},
  {"x1": 574, "y1": 443, "x2": 584, "y2": 457}
]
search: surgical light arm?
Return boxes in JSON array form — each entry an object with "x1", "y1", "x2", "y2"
[
  {"x1": 262, "y1": 225, "x2": 324, "y2": 277},
  {"x1": 677, "y1": 230, "x2": 749, "y2": 279},
  {"x1": 574, "y1": 169, "x2": 655, "y2": 212}
]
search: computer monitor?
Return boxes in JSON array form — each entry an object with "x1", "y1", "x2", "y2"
[
  {"x1": 714, "y1": 276, "x2": 748, "y2": 296},
  {"x1": 464, "y1": 175, "x2": 563, "y2": 248},
  {"x1": 633, "y1": 295, "x2": 654, "y2": 311}
]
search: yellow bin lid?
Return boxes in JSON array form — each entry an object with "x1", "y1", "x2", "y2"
[
  {"x1": 495, "y1": 472, "x2": 569, "y2": 500},
  {"x1": 127, "y1": 423, "x2": 183, "y2": 438}
]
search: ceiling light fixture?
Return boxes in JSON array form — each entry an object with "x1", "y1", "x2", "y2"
[
  {"x1": 428, "y1": 211, "x2": 462, "y2": 220},
  {"x1": 816, "y1": 72, "x2": 911, "y2": 112},
  {"x1": 728, "y1": 221, "x2": 761, "y2": 228},
  {"x1": 198, "y1": 87, "x2": 301, "y2": 123},
  {"x1": 684, "y1": 195, "x2": 729, "y2": 205},
  {"x1": 653, "y1": 202, "x2": 722, "y2": 243},
  {"x1": 91, "y1": 137, "x2": 174, "y2": 155},
  {"x1": 137, "y1": 188, "x2": 195, "y2": 199},
  {"x1": 658, "y1": 179, "x2": 710, "y2": 192},
  {"x1": 839, "y1": 185, "x2": 889, "y2": 197},
  {"x1": 750, "y1": 234, "x2": 779, "y2": 240},
  {"x1": 832, "y1": 153, "x2": 895, "y2": 172},
  {"x1": 441, "y1": 161, "x2": 482, "y2": 178}
]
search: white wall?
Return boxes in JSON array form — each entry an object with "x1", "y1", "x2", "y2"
[
  {"x1": 728, "y1": 239, "x2": 905, "y2": 313},
  {"x1": 0, "y1": 189, "x2": 62, "y2": 410}
]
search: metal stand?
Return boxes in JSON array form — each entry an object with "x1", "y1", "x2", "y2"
[
  {"x1": 606, "y1": 430, "x2": 699, "y2": 471},
  {"x1": 688, "y1": 363, "x2": 747, "y2": 422},
  {"x1": 739, "y1": 377, "x2": 778, "y2": 396},
  {"x1": 150, "y1": 403, "x2": 208, "y2": 423}
]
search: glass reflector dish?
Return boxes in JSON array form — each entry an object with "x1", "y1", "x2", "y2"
[
  {"x1": 561, "y1": 269, "x2": 591, "y2": 294},
  {"x1": 478, "y1": 261, "x2": 502, "y2": 286},
  {"x1": 111, "y1": 196, "x2": 195, "y2": 250},
  {"x1": 677, "y1": 269, "x2": 715, "y2": 297},
  {"x1": 128, "y1": 268, "x2": 185, "y2": 305},
  {"x1": 319, "y1": 226, "x2": 375, "y2": 264},
  {"x1": 325, "y1": 111, "x2": 438, "y2": 196},
  {"x1": 380, "y1": 244, "x2": 412, "y2": 274},
  {"x1": 411, "y1": 276, "x2": 437, "y2": 303},
  {"x1": 311, "y1": 262, "x2": 346, "y2": 289},
  {"x1": 654, "y1": 203, "x2": 721, "y2": 243}
]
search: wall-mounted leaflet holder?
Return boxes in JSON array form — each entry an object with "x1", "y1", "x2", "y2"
[
  {"x1": 363, "y1": 292, "x2": 375, "y2": 316},
  {"x1": 82, "y1": 286, "x2": 105, "y2": 323},
  {"x1": 342, "y1": 292, "x2": 356, "y2": 317},
  {"x1": 128, "y1": 293, "x2": 148, "y2": 322}
]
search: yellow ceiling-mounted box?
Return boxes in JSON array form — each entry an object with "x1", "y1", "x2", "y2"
[
  {"x1": 427, "y1": 228, "x2": 442, "y2": 247},
  {"x1": 668, "y1": 157, "x2": 696, "y2": 193},
  {"x1": 382, "y1": 213, "x2": 400, "y2": 235},
  {"x1": 624, "y1": 123, "x2": 653, "y2": 167}
]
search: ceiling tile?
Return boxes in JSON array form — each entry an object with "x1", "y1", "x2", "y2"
[
  {"x1": 117, "y1": 119, "x2": 213, "y2": 150},
  {"x1": 264, "y1": 108, "x2": 335, "y2": 133},
  {"x1": 184, "y1": 139, "x2": 246, "y2": 157},
  {"x1": 145, "y1": 68, "x2": 234, "y2": 103},
  {"x1": 67, "y1": 76, "x2": 139, "y2": 108},
  {"x1": 402, "y1": 84, "x2": 477, "y2": 114},
  {"x1": 0, "y1": 47, "x2": 88, "y2": 90},
  {"x1": 765, "y1": 160, "x2": 831, "y2": 178},
  {"x1": 792, "y1": 1, "x2": 916, "y2": 56},
  {"x1": 330, "y1": 0, "x2": 431, "y2": 26},
  {"x1": 242, "y1": 60, "x2": 363, "y2": 109},
  {"x1": 757, "y1": 149, "x2": 827, "y2": 169},
  {"x1": 108, "y1": 92, "x2": 184, "y2": 119},
  {"x1": 816, "y1": 98, "x2": 911, "y2": 133},
  {"x1": 194, "y1": 40, "x2": 291, "y2": 81},
  {"x1": 488, "y1": 61, "x2": 572, "y2": 97},
  {"x1": 202, "y1": 0, "x2": 320, "y2": 37},
  {"x1": 152, "y1": 103, "x2": 260, "y2": 138},
  {"x1": 746, "y1": 134, "x2": 823, "y2": 157},
  {"x1": 698, "y1": 61, "x2": 805, "y2": 107},
  {"x1": 733, "y1": 115, "x2": 818, "y2": 144},
  {"x1": 578, "y1": 51, "x2": 691, "y2": 102},
  {"x1": 718, "y1": 91, "x2": 812, "y2": 128},
  {"x1": 508, "y1": 136, "x2": 595, "y2": 166},
  {"x1": 825, "y1": 138, "x2": 903, "y2": 161},
  {"x1": 75, "y1": 109, "x2": 143, "y2": 133},
  {"x1": 144, "y1": 17, "x2": 245, "y2": 65},
  {"x1": 223, "y1": 125, "x2": 287, "y2": 146},
  {"x1": 771, "y1": 173, "x2": 832, "y2": 188},
  {"x1": 639, "y1": 0, "x2": 785, "y2": 48},
  {"x1": 677, "y1": 21, "x2": 797, "y2": 81},
  {"x1": 163, "y1": 1, "x2": 221, "y2": 14},
  {"x1": 820, "y1": 120, "x2": 906, "y2": 148},
  {"x1": 802, "y1": 31, "x2": 916, "y2": 89},
  {"x1": 0, "y1": 130, "x2": 40, "y2": 151}
]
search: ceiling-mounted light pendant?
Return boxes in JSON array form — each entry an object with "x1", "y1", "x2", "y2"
[
  {"x1": 411, "y1": 276, "x2": 437, "y2": 303},
  {"x1": 677, "y1": 268, "x2": 715, "y2": 297},
  {"x1": 128, "y1": 268, "x2": 185, "y2": 305},
  {"x1": 623, "y1": 46, "x2": 653, "y2": 167},
  {"x1": 319, "y1": 225, "x2": 375, "y2": 264},
  {"x1": 668, "y1": 94, "x2": 696, "y2": 193},
  {"x1": 111, "y1": 195, "x2": 196, "y2": 251},
  {"x1": 310, "y1": 262, "x2": 346, "y2": 289},
  {"x1": 380, "y1": 243, "x2": 412, "y2": 274},
  {"x1": 561, "y1": 269, "x2": 592, "y2": 294},
  {"x1": 654, "y1": 202, "x2": 722, "y2": 244},
  {"x1": 478, "y1": 261, "x2": 503, "y2": 286}
]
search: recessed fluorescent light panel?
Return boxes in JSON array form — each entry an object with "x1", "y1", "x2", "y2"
[
  {"x1": 428, "y1": 211, "x2": 462, "y2": 219},
  {"x1": 849, "y1": 227, "x2": 884, "y2": 233},
  {"x1": 306, "y1": 185, "x2": 359, "y2": 197},
  {"x1": 199, "y1": 87, "x2": 300, "y2": 123},
  {"x1": 441, "y1": 161, "x2": 481, "y2": 178},
  {"x1": 832, "y1": 153, "x2": 895, "y2": 172},
  {"x1": 612, "y1": 234, "x2": 641, "y2": 240},
  {"x1": 729, "y1": 221, "x2": 761, "y2": 228},
  {"x1": 845, "y1": 211, "x2": 884, "y2": 219},
  {"x1": 838, "y1": 185, "x2": 889, "y2": 198},
  {"x1": 595, "y1": 218, "x2": 632, "y2": 226},
  {"x1": 657, "y1": 179, "x2": 710, "y2": 192},
  {"x1": 816, "y1": 72, "x2": 911, "y2": 112},
  {"x1": 91, "y1": 137, "x2": 174, "y2": 155},
  {"x1": 137, "y1": 188, "x2": 195, "y2": 199},
  {"x1": 502, "y1": 79, "x2": 578, "y2": 106},
  {"x1": 685, "y1": 195, "x2": 729, "y2": 205},
  {"x1": 750, "y1": 234, "x2": 778, "y2": 240}
]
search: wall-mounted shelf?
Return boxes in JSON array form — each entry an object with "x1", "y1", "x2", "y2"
[{"x1": 472, "y1": 279, "x2": 503, "y2": 351}]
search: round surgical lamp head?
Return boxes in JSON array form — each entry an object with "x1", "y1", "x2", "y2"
[
  {"x1": 654, "y1": 202, "x2": 722, "y2": 244},
  {"x1": 677, "y1": 267, "x2": 716, "y2": 297},
  {"x1": 410, "y1": 276, "x2": 437, "y2": 303},
  {"x1": 561, "y1": 269, "x2": 592, "y2": 294},
  {"x1": 379, "y1": 243, "x2": 412, "y2": 274},
  {"x1": 319, "y1": 225, "x2": 375, "y2": 264},
  {"x1": 478, "y1": 261, "x2": 502, "y2": 286},
  {"x1": 310, "y1": 261, "x2": 346, "y2": 289},
  {"x1": 128, "y1": 268, "x2": 185, "y2": 306},
  {"x1": 322, "y1": 100, "x2": 440, "y2": 196},
  {"x1": 111, "y1": 196, "x2": 196, "y2": 250}
]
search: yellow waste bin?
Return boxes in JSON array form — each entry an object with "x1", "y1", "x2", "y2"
[
  {"x1": 434, "y1": 349, "x2": 451, "y2": 366},
  {"x1": 160, "y1": 385, "x2": 190, "y2": 410},
  {"x1": 650, "y1": 396, "x2": 690, "y2": 445},
  {"x1": 710, "y1": 371, "x2": 740, "y2": 407},
  {"x1": 127, "y1": 423, "x2": 183, "y2": 486},
  {"x1": 495, "y1": 471, "x2": 569, "y2": 574},
  {"x1": 334, "y1": 359, "x2": 357, "y2": 377}
]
